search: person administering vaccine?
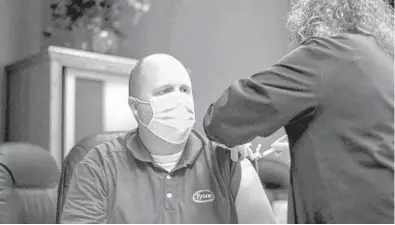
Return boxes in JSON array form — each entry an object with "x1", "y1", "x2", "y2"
[
  {"x1": 203, "y1": 0, "x2": 394, "y2": 223},
  {"x1": 60, "y1": 54, "x2": 275, "y2": 224}
]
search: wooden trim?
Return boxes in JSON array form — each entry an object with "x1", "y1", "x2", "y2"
[
  {"x1": 6, "y1": 46, "x2": 138, "y2": 76},
  {"x1": 63, "y1": 71, "x2": 76, "y2": 158},
  {"x1": 61, "y1": 68, "x2": 130, "y2": 161},
  {"x1": 48, "y1": 46, "x2": 138, "y2": 76},
  {"x1": 67, "y1": 67, "x2": 129, "y2": 82},
  {"x1": 49, "y1": 60, "x2": 63, "y2": 168},
  {"x1": 66, "y1": 68, "x2": 132, "y2": 136}
]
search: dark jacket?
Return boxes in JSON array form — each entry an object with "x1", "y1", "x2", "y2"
[{"x1": 203, "y1": 33, "x2": 394, "y2": 223}]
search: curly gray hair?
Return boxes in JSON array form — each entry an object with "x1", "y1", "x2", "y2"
[{"x1": 286, "y1": 0, "x2": 394, "y2": 57}]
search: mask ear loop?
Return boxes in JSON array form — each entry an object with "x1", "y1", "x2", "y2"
[{"x1": 129, "y1": 96, "x2": 151, "y2": 105}]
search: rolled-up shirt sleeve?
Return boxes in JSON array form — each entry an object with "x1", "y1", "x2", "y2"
[
  {"x1": 203, "y1": 43, "x2": 319, "y2": 147},
  {"x1": 60, "y1": 160, "x2": 108, "y2": 224}
]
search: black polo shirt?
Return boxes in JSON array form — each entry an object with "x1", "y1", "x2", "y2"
[{"x1": 60, "y1": 130, "x2": 241, "y2": 223}]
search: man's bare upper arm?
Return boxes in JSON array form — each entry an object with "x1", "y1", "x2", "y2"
[{"x1": 235, "y1": 159, "x2": 276, "y2": 224}]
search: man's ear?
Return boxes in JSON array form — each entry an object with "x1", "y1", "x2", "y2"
[{"x1": 128, "y1": 97, "x2": 138, "y2": 116}]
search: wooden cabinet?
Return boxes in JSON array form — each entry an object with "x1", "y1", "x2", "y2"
[{"x1": 6, "y1": 46, "x2": 138, "y2": 167}]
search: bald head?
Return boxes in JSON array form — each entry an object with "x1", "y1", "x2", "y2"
[
  {"x1": 129, "y1": 54, "x2": 192, "y2": 100},
  {"x1": 129, "y1": 60, "x2": 144, "y2": 98}
]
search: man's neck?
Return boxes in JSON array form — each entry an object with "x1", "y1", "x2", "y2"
[{"x1": 138, "y1": 127, "x2": 187, "y2": 155}]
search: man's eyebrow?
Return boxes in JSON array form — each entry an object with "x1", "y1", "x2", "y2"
[{"x1": 153, "y1": 84, "x2": 173, "y2": 93}]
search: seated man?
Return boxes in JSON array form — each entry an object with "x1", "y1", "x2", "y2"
[{"x1": 60, "y1": 54, "x2": 275, "y2": 223}]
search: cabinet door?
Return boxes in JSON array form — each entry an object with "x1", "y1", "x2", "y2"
[{"x1": 63, "y1": 68, "x2": 137, "y2": 158}]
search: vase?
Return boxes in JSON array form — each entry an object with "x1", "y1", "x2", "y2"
[
  {"x1": 91, "y1": 29, "x2": 121, "y2": 55},
  {"x1": 62, "y1": 28, "x2": 89, "y2": 51}
]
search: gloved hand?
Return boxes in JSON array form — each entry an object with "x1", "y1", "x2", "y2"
[
  {"x1": 270, "y1": 135, "x2": 289, "y2": 152},
  {"x1": 216, "y1": 142, "x2": 262, "y2": 162},
  {"x1": 215, "y1": 135, "x2": 289, "y2": 162}
]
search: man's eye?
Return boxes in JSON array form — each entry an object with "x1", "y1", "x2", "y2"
[{"x1": 180, "y1": 87, "x2": 191, "y2": 93}]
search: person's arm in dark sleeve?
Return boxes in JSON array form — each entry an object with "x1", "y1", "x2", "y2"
[
  {"x1": 203, "y1": 44, "x2": 319, "y2": 147},
  {"x1": 60, "y1": 160, "x2": 108, "y2": 224}
]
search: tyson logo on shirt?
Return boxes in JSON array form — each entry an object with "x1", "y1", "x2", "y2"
[{"x1": 192, "y1": 189, "x2": 215, "y2": 203}]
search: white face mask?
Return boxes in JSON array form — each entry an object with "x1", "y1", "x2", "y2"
[{"x1": 131, "y1": 92, "x2": 196, "y2": 144}]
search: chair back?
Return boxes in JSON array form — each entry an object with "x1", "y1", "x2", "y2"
[{"x1": 0, "y1": 142, "x2": 59, "y2": 223}]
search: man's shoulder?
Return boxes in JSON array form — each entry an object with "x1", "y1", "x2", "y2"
[
  {"x1": 194, "y1": 130, "x2": 242, "y2": 197},
  {"x1": 80, "y1": 131, "x2": 132, "y2": 166},
  {"x1": 192, "y1": 129, "x2": 228, "y2": 153}
]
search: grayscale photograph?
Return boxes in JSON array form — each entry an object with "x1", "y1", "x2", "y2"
[{"x1": 0, "y1": 0, "x2": 394, "y2": 224}]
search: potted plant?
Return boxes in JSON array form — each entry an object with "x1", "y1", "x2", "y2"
[{"x1": 43, "y1": 0, "x2": 151, "y2": 54}]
